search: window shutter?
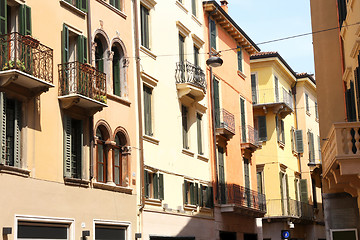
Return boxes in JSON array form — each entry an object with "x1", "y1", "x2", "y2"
[
  {"x1": 197, "y1": 113, "x2": 202, "y2": 155},
  {"x1": 0, "y1": 92, "x2": 6, "y2": 165},
  {"x1": 237, "y1": 46, "x2": 242, "y2": 72},
  {"x1": 195, "y1": 183, "x2": 199, "y2": 205},
  {"x1": 77, "y1": 35, "x2": 84, "y2": 63},
  {"x1": 62, "y1": 24, "x2": 69, "y2": 64},
  {"x1": 144, "y1": 170, "x2": 149, "y2": 198},
  {"x1": 13, "y1": 100, "x2": 21, "y2": 168},
  {"x1": 110, "y1": 0, "x2": 115, "y2": 6},
  {"x1": 318, "y1": 136, "x2": 321, "y2": 161},
  {"x1": 183, "y1": 180, "x2": 188, "y2": 204},
  {"x1": 143, "y1": 86, "x2": 152, "y2": 136},
  {"x1": 199, "y1": 184, "x2": 203, "y2": 207},
  {"x1": 213, "y1": 77, "x2": 220, "y2": 128},
  {"x1": 240, "y1": 98, "x2": 246, "y2": 142},
  {"x1": 159, "y1": 173, "x2": 164, "y2": 200},
  {"x1": 355, "y1": 67, "x2": 360, "y2": 120},
  {"x1": 113, "y1": 50, "x2": 121, "y2": 96},
  {"x1": 275, "y1": 115, "x2": 279, "y2": 141},
  {"x1": 190, "y1": 182, "x2": 195, "y2": 205},
  {"x1": 191, "y1": 0, "x2": 196, "y2": 16},
  {"x1": 257, "y1": 172, "x2": 262, "y2": 194},
  {"x1": 206, "y1": 186, "x2": 214, "y2": 208},
  {"x1": 78, "y1": 0, "x2": 88, "y2": 12},
  {"x1": 19, "y1": 5, "x2": 32, "y2": 36},
  {"x1": 251, "y1": 74, "x2": 257, "y2": 104},
  {"x1": 349, "y1": 81, "x2": 357, "y2": 121},
  {"x1": 153, "y1": 173, "x2": 159, "y2": 199},
  {"x1": 281, "y1": 120, "x2": 285, "y2": 144},
  {"x1": 295, "y1": 129, "x2": 304, "y2": 153},
  {"x1": 294, "y1": 179, "x2": 299, "y2": 201},
  {"x1": 63, "y1": 115, "x2": 72, "y2": 178},
  {"x1": 0, "y1": 0, "x2": 7, "y2": 35},
  {"x1": 140, "y1": 5, "x2": 149, "y2": 49},
  {"x1": 258, "y1": 116, "x2": 267, "y2": 141},
  {"x1": 300, "y1": 179, "x2": 308, "y2": 203},
  {"x1": 305, "y1": 93, "x2": 309, "y2": 112},
  {"x1": 315, "y1": 102, "x2": 318, "y2": 118},
  {"x1": 178, "y1": 34, "x2": 185, "y2": 63},
  {"x1": 274, "y1": 76, "x2": 279, "y2": 102},
  {"x1": 182, "y1": 105, "x2": 188, "y2": 149},
  {"x1": 308, "y1": 131, "x2": 315, "y2": 162},
  {"x1": 285, "y1": 174, "x2": 290, "y2": 215},
  {"x1": 210, "y1": 19, "x2": 216, "y2": 50},
  {"x1": 279, "y1": 172, "x2": 284, "y2": 214}
]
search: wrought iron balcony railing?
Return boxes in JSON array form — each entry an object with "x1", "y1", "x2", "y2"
[
  {"x1": 224, "y1": 184, "x2": 267, "y2": 213},
  {"x1": 253, "y1": 88, "x2": 293, "y2": 110},
  {"x1": 175, "y1": 61, "x2": 206, "y2": 92},
  {"x1": 58, "y1": 61, "x2": 106, "y2": 103},
  {"x1": 266, "y1": 198, "x2": 313, "y2": 220},
  {"x1": 216, "y1": 108, "x2": 235, "y2": 135},
  {"x1": 241, "y1": 124, "x2": 260, "y2": 146},
  {"x1": 0, "y1": 32, "x2": 53, "y2": 83}
]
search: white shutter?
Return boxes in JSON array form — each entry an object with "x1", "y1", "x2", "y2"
[
  {"x1": 0, "y1": 92, "x2": 6, "y2": 165},
  {"x1": 14, "y1": 100, "x2": 21, "y2": 168}
]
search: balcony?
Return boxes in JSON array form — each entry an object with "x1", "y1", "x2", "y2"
[
  {"x1": 175, "y1": 61, "x2": 206, "y2": 102},
  {"x1": 216, "y1": 108, "x2": 235, "y2": 141},
  {"x1": 253, "y1": 88, "x2": 293, "y2": 117},
  {"x1": 220, "y1": 184, "x2": 266, "y2": 217},
  {"x1": 0, "y1": 32, "x2": 54, "y2": 97},
  {"x1": 322, "y1": 122, "x2": 360, "y2": 196},
  {"x1": 265, "y1": 198, "x2": 313, "y2": 222},
  {"x1": 58, "y1": 61, "x2": 107, "y2": 115},
  {"x1": 241, "y1": 125, "x2": 261, "y2": 152}
]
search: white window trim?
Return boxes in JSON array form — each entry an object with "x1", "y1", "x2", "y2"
[
  {"x1": 140, "y1": 0, "x2": 156, "y2": 9},
  {"x1": 330, "y1": 229, "x2": 358, "y2": 240},
  {"x1": 93, "y1": 219, "x2": 131, "y2": 240},
  {"x1": 15, "y1": 215, "x2": 75, "y2": 240}
]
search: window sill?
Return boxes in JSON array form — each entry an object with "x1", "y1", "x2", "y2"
[
  {"x1": 64, "y1": 177, "x2": 90, "y2": 187},
  {"x1": 191, "y1": 14, "x2": 202, "y2": 26},
  {"x1": 199, "y1": 207, "x2": 212, "y2": 212},
  {"x1": 197, "y1": 154, "x2": 209, "y2": 162},
  {"x1": 175, "y1": 1, "x2": 188, "y2": 14},
  {"x1": 60, "y1": 0, "x2": 87, "y2": 17},
  {"x1": 140, "y1": 46, "x2": 157, "y2": 60},
  {"x1": 93, "y1": 181, "x2": 133, "y2": 194},
  {"x1": 182, "y1": 148, "x2": 195, "y2": 157},
  {"x1": 143, "y1": 135, "x2": 160, "y2": 145},
  {"x1": 107, "y1": 94, "x2": 131, "y2": 107},
  {"x1": 96, "y1": 0, "x2": 127, "y2": 19},
  {"x1": 145, "y1": 198, "x2": 162, "y2": 206},
  {"x1": 0, "y1": 165, "x2": 30, "y2": 178},
  {"x1": 184, "y1": 204, "x2": 197, "y2": 211},
  {"x1": 278, "y1": 140, "x2": 285, "y2": 149},
  {"x1": 306, "y1": 111, "x2": 311, "y2": 117},
  {"x1": 237, "y1": 70, "x2": 247, "y2": 80}
]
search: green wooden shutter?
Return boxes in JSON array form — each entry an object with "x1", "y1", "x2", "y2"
[
  {"x1": 244, "y1": 158, "x2": 250, "y2": 190},
  {"x1": 19, "y1": 5, "x2": 31, "y2": 36},
  {"x1": 13, "y1": 100, "x2": 21, "y2": 168},
  {"x1": 179, "y1": 34, "x2": 184, "y2": 63},
  {"x1": 0, "y1": 0, "x2": 6, "y2": 35},
  {"x1": 159, "y1": 173, "x2": 164, "y2": 200},
  {"x1": 182, "y1": 105, "x2": 188, "y2": 149},
  {"x1": 308, "y1": 131, "x2": 315, "y2": 162},
  {"x1": 190, "y1": 182, "x2": 194, "y2": 205},
  {"x1": 258, "y1": 116, "x2": 267, "y2": 141},
  {"x1": 153, "y1": 173, "x2": 158, "y2": 199},
  {"x1": 209, "y1": 187, "x2": 214, "y2": 208},
  {"x1": 240, "y1": 98, "x2": 246, "y2": 142},
  {"x1": 183, "y1": 180, "x2": 188, "y2": 204},
  {"x1": 63, "y1": 115, "x2": 72, "y2": 178},
  {"x1": 251, "y1": 74, "x2": 257, "y2": 104},
  {"x1": 315, "y1": 102, "x2": 318, "y2": 118},
  {"x1": 110, "y1": 0, "x2": 115, "y2": 7},
  {"x1": 275, "y1": 115, "x2": 279, "y2": 141},
  {"x1": 77, "y1": 0, "x2": 88, "y2": 12},
  {"x1": 113, "y1": 48, "x2": 120, "y2": 96},
  {"x1": 143, "y1": 85, "x2": 152, "y2": 136},
  {"x1": 0, "y1": 92, "x2": 6, "y2": 165},
  {"x1": 199, "y1": 184, "x2": 203, "y2": 207},
  {"x1": 191, "y1": 0, "x2": 196, "y2": 16},
  {"x1": 195, "y1": 183, "x2": 199, "y2": 205},
  {"x1": 77, "y1": 35, "x2": 84, "y2": 63},
  {"x1": 281, "y1": 120, "x2": 285, "y2": 144},
  {"x1": 305, "y1": 93, "x2": 309, "y2": 112},
  {"x1": 62, "y1": 24, "x2": 69, "y2": 64},
  {"x1": 295, "y1": 130, "x2": 304, "y2": 153},
  {"x1": 144, "y1": 170, "x2": 149, "y2": 198},
  {"x1": 274, "y1": 76, "x2": 279, "y2": 102},
  {"x1": 197, "y1": 113, "x2": 202, "y2": 154},
  {"x1": 237, "y1": 46, "x2": 242, "y2": 72},
  {"x1": 300, "y1": 179, "x2": 308, "y2": 203},
  {"x1": 140, "y1": 5, "x2": 149, "y2": 49},
  {"x1": 213, "y1": 77, "x2": 220, "y2": 128},
  {"x1": 210, "y1": 19, "x2": 216, "y2": 50}
]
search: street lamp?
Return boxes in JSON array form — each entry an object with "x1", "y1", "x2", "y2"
[{"x1": 206, "y1": 56, "x2": 223, "y2": 68}]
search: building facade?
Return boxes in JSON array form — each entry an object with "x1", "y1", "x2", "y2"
[
  {"x1": 0, "y1": 0, "x2": 138, "y2": 239},
  {"x1": 310, "y1": 0, "x2": 360, "y2": 238}
]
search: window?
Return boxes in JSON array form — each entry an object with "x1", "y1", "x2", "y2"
[
  {"x1": 257, "y1": 116, "x2": 267, "y2": 141},
  {"x1": 140, "y1": 4, "x2": 150, "y2": 49},
  {"x1": 18, "y1": 221, "x2": 69, "y2": 239},
  {"x1": 251, "y1": 73, "x2": 258, "y2": 104},
  {"x1": 209, "y1": 19, "x2": 216, "y2": 50},
  {"x1": 337, "y1": 0, "x2": 347, "y2": 28},
  {"x1": 109, "y1": 0, "x2": 122, "y2": 10},
  {"x1": 299, "y1": 179, "x2": 308, "y2": 203},
  {"x1": 179, "y1": 34, "x2": 185, "y2": 63},
  {"x1": 144, "y1": 170, "x2": 164, "y2": 200},
  {"x1": 95, "y1": 36, "x2": 104, "y2": 72},
  {"x1": 312, "y1": 179, "x2": 318, "y2": 209},
  {"x1": 257, "y1": 171, "x2": 264, "y2": 194},
  {"x1": 290, "y1": 128, "x2": 304, "y2": 153},
  {"x1": 143, "y1": 85, "x2": 153, "y2": 136},
  {"x1": 62, "y1": 24, "x2": 87, "y2": 64},
  {"x1": 193, "y1": 45, "x2": 199, "y2": 67},
  {"x1": 237, "y1": 46, "x2": 242, "y2": 72},
  {"x1": 0, "y1": 92, "x2": 21, "y2": 168},
  {"x1": 111, "y1": 43, "x2": 127, "y2": 97},
  {"x1": 191, "y1": 0, "x2": 196, "y2": 16},
  {"x1": 113, "y1": 132, "x2": 129, "y2": 186},
  {"x1": 197, "y1": 113, "x2": 203, "y2": 155},
  {"x1": 294, "y1": 178, "x2": 300, "y2": 201},
  {"x1": 308, "y1": 130, "x2": 315, "y2": 163},
  {"x1": 279, "y1": 172, "x2": 289, "y2": 215},
  {"x1": 345, "y1": 81, "x2": 357, "y2": 122},
  {"x1": 96, "y1": 128, "x2": 107, "y2": 183},
  {"x1": 63, "y1": 0, "x2": 88, "y2": 12},
  {"x1": 213, "y1": 77, "x2": 220, "y2": 128},
  {"x1": 305, "y1": 93, "x2": 310, "y2": 113},
  {"x1": 95, "y1": 224, "x2": 126, "y2": 240},
  {"x1": 240, "y1": 97, "x2": 246, "y2": 142},
  {"x1": 315, "y1": 101, "x2": 318, "y2": 119},
  {"x1": 274, "y1": 76, "x2": 279, "y2": 102},
  {"x1": 184, "y1": 180, "x2": 197, "y2": 205},
  {"x1": 276, "y1": 115, "x2": 285, "y2": 145},
  {"x1": 182, "y1": 105, "x2": 189, "y2": 149},
  {"x1": 218, "y1": 146, "x2": 226, "y2": 204},
  {"x1": 199, "y1": 184, "x2": 213, "y2": 208},
  {"x1": 0, "y1": 2, "x2": 32, "y2": 35},
  {"x1": 64, "y1": 115, "x2": 83, "y2": 179}
]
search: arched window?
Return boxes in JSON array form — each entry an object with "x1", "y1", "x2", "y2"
[
  {"x1": 96, "y1": 127, "x2": 107, "y2": 183},
  {"x1": 95, "y1": 36, "x2": 104, "y2": 72},
  {"x1": 113, "y1": 134, "x2": 121, "y2": 185},
  {"x1": 113, "y1": 131, "x2": 129, "y2": 186},
  {"x1": 111, "y1": 43, "x2": 126, "y2": 97}
]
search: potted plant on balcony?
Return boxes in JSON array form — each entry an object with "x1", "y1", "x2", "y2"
[
  {"x1": 2, "y1": 60, "x2": 26, "y2": 72},
  {"x1": 94, "y1": 94, "x2": 107, "y2": 104}
]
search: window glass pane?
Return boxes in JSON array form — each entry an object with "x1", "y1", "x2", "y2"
[
  {"x1": 114, "y1": 148, "x2": 120, "y2": 166},
  {"x1": 96, "y1": 128, "x2": 103, "y2": 140},
  {"x1": 18, "y1": 223, "x2": 68, "y2": 239},
  {"x1": 95, "y1": 225, "x2": 125, "y2": 240},
  {"x1": 114, "y1": 167, "x2": 120, "y2": 185}
]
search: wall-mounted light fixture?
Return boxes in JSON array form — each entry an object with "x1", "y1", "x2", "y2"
[
  {"x1": 82, "y1": 230, "x2": 90, "y2": 237},
  {"x1": 2, "y1": 227, "x2": 12, "y2": 235}
]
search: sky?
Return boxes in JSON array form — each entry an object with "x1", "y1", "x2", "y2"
[{"x1": 228, "y1": 0, "x2": 315, "y2": 75}]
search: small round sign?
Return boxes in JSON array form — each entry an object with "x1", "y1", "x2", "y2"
[{"x1": 281, "y1": 230, "x2": 290, "y2": 239}]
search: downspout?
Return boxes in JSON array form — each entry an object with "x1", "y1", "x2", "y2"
[
  {"x1": 207, "y1": 10, "x2": 219, "y2": 203},
  {"x1": 133, "y1": 0, "x2": 145, "y2": 232},
  {"x1": 292, "y1": 81, "x2": 302, "y2": 177},
  {"x1": 86, "y1": 0, "x2": 94, "y2": 179}
]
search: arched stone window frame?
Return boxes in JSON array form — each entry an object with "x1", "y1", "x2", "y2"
[
  {"x1": 110, "y1": 37, "x2": 129, "y2": 99},
  {"x1": 92, "y1": 29, "x2": 111, "y2": 88},
  {"x1": 94, "y1": 120, "x2": 112, "y2": 183},
  {"x1": 112, "y1": 126, "x2": 131, "y2": 187}
]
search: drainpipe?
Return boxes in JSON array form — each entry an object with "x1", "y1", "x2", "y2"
[
  {"x1": 133, "y1": 0, "x2": 145, "y2": 233},
  {"x1": 86, "y1": 0, "x2": 94, "y2": 179},
  {"x1": 292, "y1": 81, "x2": 302, "y2": 177}
]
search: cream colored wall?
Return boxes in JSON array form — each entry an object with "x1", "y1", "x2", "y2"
[{"x1": 138, "y1": 0, "x2": 211, "y2": 215}]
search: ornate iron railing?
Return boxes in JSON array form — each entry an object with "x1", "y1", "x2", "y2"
[
  {"x1": 224, "y1": 184, "x2": 266, "y2": 212},
  {"x1": 253, "y1": 88, "x2": 293, "y2": 110},
  {"x1": 216, "y1": 108, "x2": 235, "y2": 134},
  {"x1": 175, "y1": 61, "x2": 206, "y2": 92},
  {"x1": 58, "y1": 61, "x2": 107, "y2": 103},
  {"x1": 241, "y1": 124, "x2": 260, "y2": 146},
  {"x1": 266, "y1": 198, "x2": 313, "y2": 220},
  {"x1": 0, "y1": 32, "x2": 53, "y2": 83}
]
